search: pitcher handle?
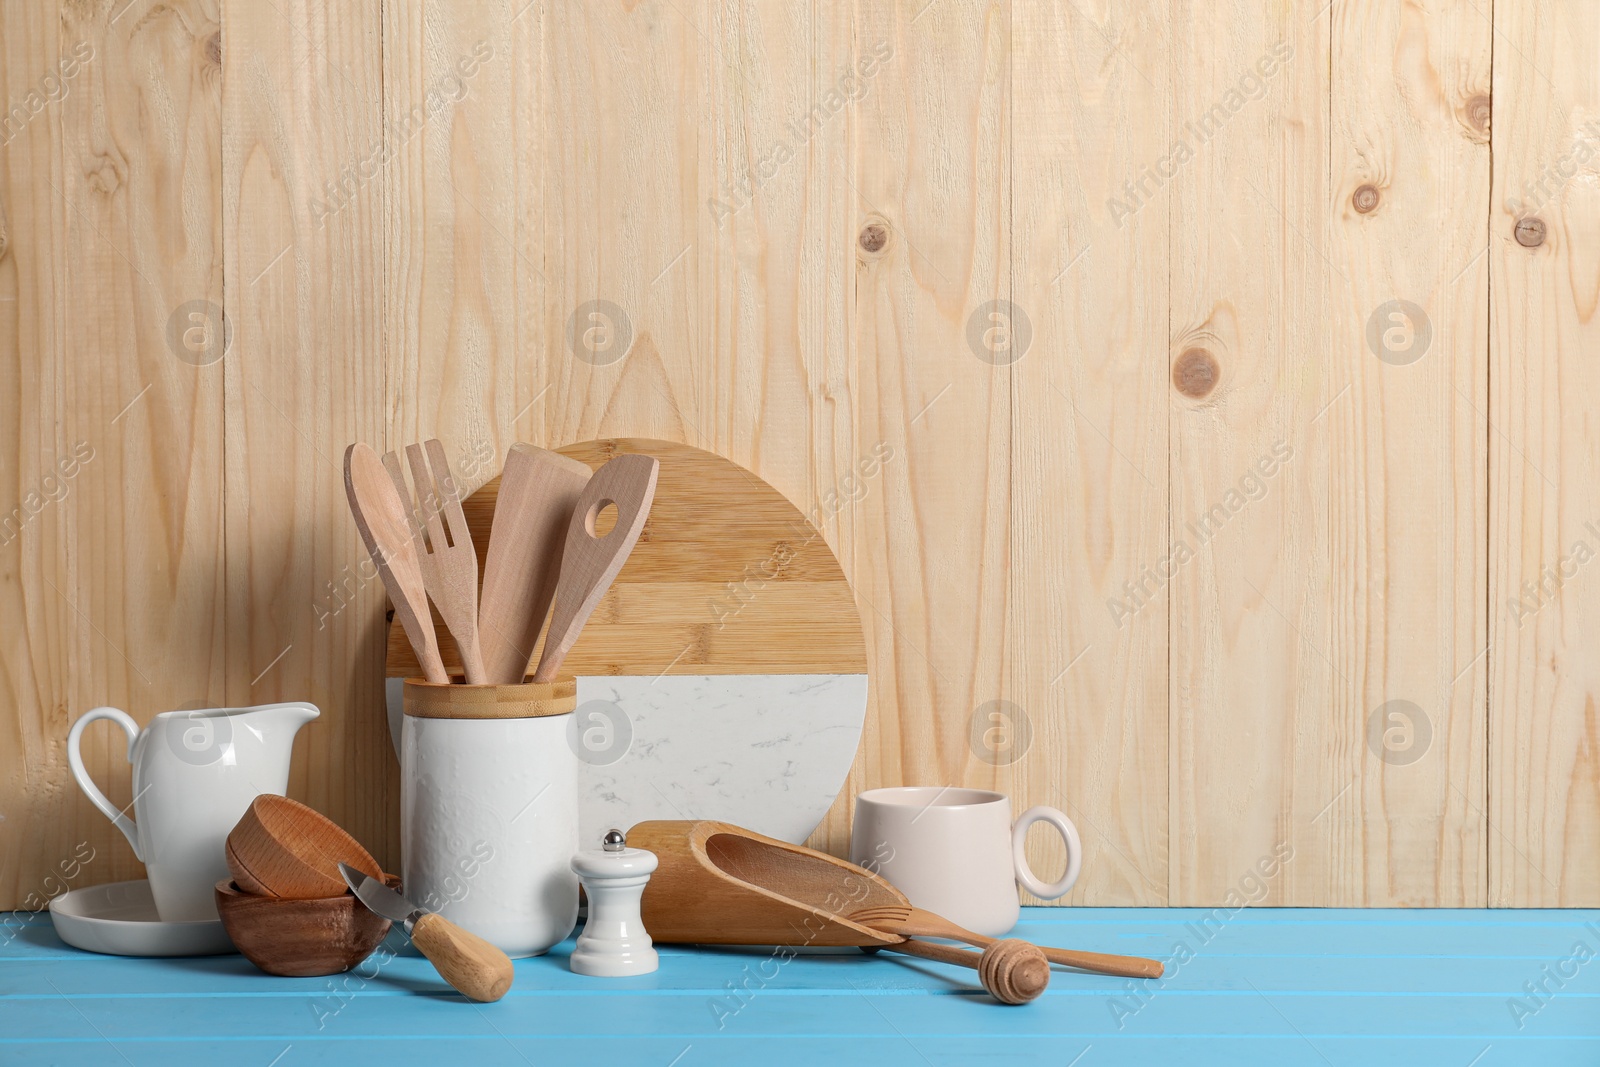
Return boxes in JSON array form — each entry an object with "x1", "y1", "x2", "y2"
[
  {"x1": 1011, "y1": 804, "x2": 1081, "y2": 900},
  {"x1": 67, "y1": 706, "x2": 142, "y2": 859}
]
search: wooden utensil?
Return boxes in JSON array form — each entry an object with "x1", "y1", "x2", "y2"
[
  {"x1": 344, "y1": 443, "x2": 448, "y2": 684},
  {"x1": 531, "y1": 454, "x2": 659, "y2": 683},
  {"x1": 627, "y1": 820, "x2": 1047, "y2": 1003},
  {"x1": 226, "y1": 794, "x2": 383, "y2": 900},
  {"x1": 340, "y1": 863, "x2": 514, "y2": 1003},
  {"x1": 386, "y1": 439, "x2": 867, "y2": 683},
  {"x1": 387, "y1": 439, "x2": 488, "y2": 684},
  {"x1": 849, "y1": 904, "x2": 1163, "y2": 980},
  {"x1": 215, "y1": 876, "x2": 394, "y2": 977},
  {"x1": 628, "y1": 820, "x2": 908, "y2": 947},
  {"x1": 477, "y1": 443, "x2": 593, "y2": 683},
  {"x1": 879, "y1": 936, "x2": 1050, "y2": 1004},
  {"x1": 385, "y1": 439, "x2": 871, "y2": 847}
]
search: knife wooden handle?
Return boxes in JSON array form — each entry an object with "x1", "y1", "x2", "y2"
[{"x1": 411, "y1": 911, "x2": 515, "y2": 1002}]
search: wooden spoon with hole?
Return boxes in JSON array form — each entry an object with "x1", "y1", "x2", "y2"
[
  {"x1": 850, "y1": 904, "x2": 1164, "y2": 979},
  {"x1": 531, "y1": 454, "x2": 659, "y2": 683}
]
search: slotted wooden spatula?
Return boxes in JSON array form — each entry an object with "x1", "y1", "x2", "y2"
[
  {"x1": 478, "y1": 443, "x2": 593, "y2": 683},
  {"x1": 531, "y1": 454, "x2": 659, "y2": 682}
]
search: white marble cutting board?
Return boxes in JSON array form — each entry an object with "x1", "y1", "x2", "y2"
[{"x1": 386, "y1": 673, "x2": 868, "y2": 844}]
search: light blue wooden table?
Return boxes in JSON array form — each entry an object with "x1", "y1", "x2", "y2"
[{"x1": 2, "y1": 907, "x2": 1596, "y2": 1065}]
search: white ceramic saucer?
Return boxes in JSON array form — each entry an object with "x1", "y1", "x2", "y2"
[{"x1": 48, "y1": 880, "x2": 235, "y2": 957}]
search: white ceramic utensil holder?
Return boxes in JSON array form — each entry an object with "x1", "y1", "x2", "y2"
[{"x1": 402, "y1": 678, "x2": 579, "y2": 958}]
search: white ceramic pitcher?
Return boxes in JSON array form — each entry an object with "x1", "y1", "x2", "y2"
[{"x1": 67, "y1": 702, "x2": 320, "y2": 921}]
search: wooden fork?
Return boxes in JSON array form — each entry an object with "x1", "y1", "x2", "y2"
[
  {"x1": 850, "y1": 904, "x2": 1164, "y2": 980},
  {"x1": 384, "y1": 439, "x2": 488, "y2": 684}
]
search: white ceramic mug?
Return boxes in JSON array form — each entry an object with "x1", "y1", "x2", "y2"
[
  {"x1": 67, "y1": 702, "x2": 319, "y2": 921},
  {"x1": 850, "y1": 786, "x2": 1082, "y2": 937}
]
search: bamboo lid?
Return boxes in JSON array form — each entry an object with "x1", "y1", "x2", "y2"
[{"x1": 402, "y1": 678, "x2": 577, "y2": 720}]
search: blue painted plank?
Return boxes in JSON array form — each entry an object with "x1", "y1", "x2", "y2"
[
  {"x1": 0, "y1": 1036, "x2": 1594, "y2": 1067},
  {"x1": 9, "y1": 948, "x2": 1598, "y2": 998},
  {"x1": 5, "y1": 908, "x2": 1600, "y2": 1066}
]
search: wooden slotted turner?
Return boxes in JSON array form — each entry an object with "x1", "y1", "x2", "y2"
[
  {"x1": 344, "y1": 443, "x2": 448, "y2": 684},
  {"x1": 531, "y1": 454, "x2": 659, "y2": 683},
  {"x1": 384, "y1": 440, "x2": 488, "y2": 684},
  {"x1": 477, "y1": 443, "x2": 593, "y2": 683}
]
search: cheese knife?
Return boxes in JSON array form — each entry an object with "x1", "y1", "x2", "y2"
[{"x1": 339, "y1": 862, "x2": 514, "y2": 1002}]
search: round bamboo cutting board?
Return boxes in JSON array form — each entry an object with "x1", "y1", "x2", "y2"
[{"x1": 385, "y1": 439, "x2": 868, "y2": 844}]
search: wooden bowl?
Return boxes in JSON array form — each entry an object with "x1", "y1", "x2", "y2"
[
  {"x1": 227, "y1": 794, "x2": 382, "y2": 899},
  {"x1": 215, "y1": 877, "x2": 397, "y2": 977}
]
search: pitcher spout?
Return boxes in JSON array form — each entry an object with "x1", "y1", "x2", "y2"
[{"x1": 234, "y1": 701, "x2": 321, "y2": 747}]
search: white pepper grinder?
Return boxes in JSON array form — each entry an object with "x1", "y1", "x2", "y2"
[{"x1": 569, "y1": 829, "x2": 659, "y2": 977}]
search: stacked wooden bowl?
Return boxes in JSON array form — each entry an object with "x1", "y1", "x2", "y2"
[{"x1": 216, "y1": 794, "x2": 391, "y2": 977}]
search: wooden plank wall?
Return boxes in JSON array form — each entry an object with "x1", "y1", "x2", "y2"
[{"x1": 0, "y1": 0, "x2": 1592, "y2": 909}]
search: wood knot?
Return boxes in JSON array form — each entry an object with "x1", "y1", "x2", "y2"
[
  {"x1": 1352, "y1": 184, "x2": 1380, "y2": 214},
  {"x1": 1465, "y1": 94, "x2": 1491, "y2": 136},
  {"x1": 1172, "y1": 347, "x2": 1220, "y2": 399},
  {"x1": 205, "y1": 30, "x2": 222, "y2": 67},
  {"x1": 858, "y1": 218, "x2": 890, "y2": 255},
  {"x1": 1515, "y1": 217, "x2": 1546, "y2": 248},
  {"x1": 978, "y1": 939, "x2": 1050, "y2": 1004}
]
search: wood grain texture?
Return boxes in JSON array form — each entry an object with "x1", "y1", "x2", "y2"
[
  {"x1": 398, "y1": 439, "x2": 487, "y2": 683},
  {"x1": 1168, "y1": 0, "x2": 1488, "y2": 907},
  {"x1": 386, "y1": 439, "x2": 867, "y2": 678},
  {"x1": 1, "y1": 0, "x2": 228, "y2": 907},
  {"x1": 476, "y1": 443, "x2": 590, "y2": 683},
  {"x1": 346, "y1": 443, "x2": 447, "y2": 683},
  {"x1": 1489, "y1": 2, "x2": 1600, "y2": 906},
  {"x1": 220, "y1": 0, "x2": 393, "y2": 880},
  {"x1": 1322, "y1": 0, "x2": 1489, "y2": 907},
  {"x1": 1167, "y1": 0, "x2": 1329, "y2": 907},
  {"x1": 1009, "y1": 0, "x2": 1170, "y2": 906},
  {"x1": 408, "y1": 909, "x2": 515, "y2": 1002},
  {"x1": 401, "y1": 677, "x2": 576, "y2": 720},
  {"x1": 225, "y1": 794, "x2": 382, "y2": 900},
  {"x1": 214, "y1": 876, "x2": 393, "y2": 978},
  {"x1": 3, "y1": 0, "x2": 1597, "y2": 908},
  {"x1": 849, "y1": 0, "x2": 1013, "y2": 887},
  {"x1": 531, "y1": 453, "x2": 657, "y2": 681}
]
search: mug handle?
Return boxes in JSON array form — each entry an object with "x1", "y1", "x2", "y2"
[
  {"x1": 66, "y1": 707, "x2": 143, "y2": 860},
  {"x1": 1011, "y1": 805, "x2": 1081, "y2": 900}
]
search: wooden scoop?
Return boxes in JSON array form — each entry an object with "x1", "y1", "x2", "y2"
[
  {"x1": 344, "y1": 443, "x2": 447, "y2": 683},
  {"x1": 227, "y1": 794, "x2": 383, "y2": 899},
  {"x1": 849, "y1": 904, "x2": 1163, "y2": 980},
  {"x1": 531, "y1": 454, "x2": 659, "y2": 682},
  {"x1": 628, "y1": 820, "x2": 1047, "y2": 1004},
  {"x1": 628, "y1": 819, "x2": 907, "y2": 948}
]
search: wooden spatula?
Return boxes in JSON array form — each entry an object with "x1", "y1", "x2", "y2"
[
  {"x1": 385, "y1": 440, "x2": 488, "y2": 684},
  {"x1": 478, "y1": 443, "x2": 593, "y2": 683},
  {"x1": 344, "y1": 443, "x2": 448, "y2": 684},
  {"x1": 849, "y1": 903, "x2": 1163, "y2": 979},
  {"x1": 531, "y1": 454, "x2": 659, "y2": 683}
]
